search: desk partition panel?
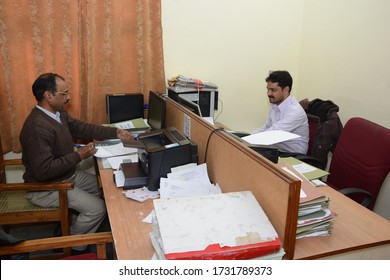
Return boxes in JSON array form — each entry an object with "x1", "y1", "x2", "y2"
[{"x1": 165, "y1": 98, "x2": 301, "y2": 260}]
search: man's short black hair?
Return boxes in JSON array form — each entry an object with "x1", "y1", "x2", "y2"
[
  {"x1": 32, "y1": 73, "x2": 65, "y2": 101},
  {"x1": 265, "y1": 70, "x2": 293, "y2": 92}
]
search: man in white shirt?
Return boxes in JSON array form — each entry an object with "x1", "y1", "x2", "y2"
[{"x1": 252, "y1": 71, "x2": 309, "y2": 154}]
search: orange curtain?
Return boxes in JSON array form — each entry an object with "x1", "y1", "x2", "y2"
[{"x1": 0, "y1": 0, "x2": 165, "y2": 153}]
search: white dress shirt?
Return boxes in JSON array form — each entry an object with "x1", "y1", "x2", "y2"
[
  {"x1": 36, "y1": 104, "x2": 61, "y2": 123},
  {"x1": 252, "y1": 95, "x2": 309, "y2": 154}
]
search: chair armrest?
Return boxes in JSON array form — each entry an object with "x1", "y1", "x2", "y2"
[
  {"x1": 280, "y1": 153, "x2": 325, "y2": 170},
  {"x1": 3, "y1": 158, "x2": 23, "y2": 166},
  {"x1": 0, "y1": 232, "x2": 113, "y2": 260},
  {"x1": 339, "y1": 187, "x2": 373, "y2": 208},
  {"x1": 294, "y1": 155, "x2": 325, "y2": 169},
  {"x1": 0, "y1": 182, "x2": 74, "y2": 192}
]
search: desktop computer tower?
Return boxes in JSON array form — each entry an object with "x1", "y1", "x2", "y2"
[{"x1": 167, "y1": 87, "x2": 218, "y2": 118}]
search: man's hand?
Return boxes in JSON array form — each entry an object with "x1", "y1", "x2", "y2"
[
  {"x1": 75, "y1": 142, "x2": 97, "y2": 160},
  {"x1": 117, "y1": 128, "x2": 134, "y2": 140}
]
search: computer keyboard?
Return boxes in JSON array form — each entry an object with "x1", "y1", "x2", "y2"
[{"x1": 94, "y1": 139, "x2": 122, "y2": 147}]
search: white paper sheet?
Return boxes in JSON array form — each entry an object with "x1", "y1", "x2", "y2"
[
  {"x1": 94, "y1": 142, "x2": 137, "y2": 158},
  {"x1": 106, "y1": 154, "x2": 138, "y2": 169},
  {"x1": 242, "y1": 130, "x2": 300, "y2": 145},
  {"x1": 167, "y1": 163, "x2": 211, "y2": 185},
  {"x1": 159, "y1": 178, "x2": 221, "y2": 199}
]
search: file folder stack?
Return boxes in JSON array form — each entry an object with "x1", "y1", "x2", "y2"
[
  {"x1": 278, "y1": 162, "x2": 337, "y2": 239},
  {"x1": 149, "y1": 191, "x2": 283, "y2": 260},
  {"x1": 168, "y1": 74, "x2": 218, "y2": 90}
]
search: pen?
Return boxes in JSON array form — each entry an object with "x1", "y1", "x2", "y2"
[
  {"x1": 75, "y1": 144, "x2": 95, "y2": 148},
  {"x1": 74, "y1": 144, "x2": 85, "y2": 147}
]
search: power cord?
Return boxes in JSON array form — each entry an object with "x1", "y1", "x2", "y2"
[
  {"x1": 214, "y1": 98, "x2": 223, "y2": 122},
  {"x1": 204, "y1": 127, "x2": 225, "y2": 163}
]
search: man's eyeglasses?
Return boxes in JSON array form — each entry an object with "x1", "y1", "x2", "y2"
[{"x1": 53, "y1": 90, "x2": 70, "y2": 97}]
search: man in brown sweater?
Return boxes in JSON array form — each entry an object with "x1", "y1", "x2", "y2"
[{"x1": 19, "y1": 73, "x2": 133, "y2": 253}]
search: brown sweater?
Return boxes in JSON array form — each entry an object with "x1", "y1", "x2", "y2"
[{"x1": 19, "y1": 108, "x2": 118, "y2": 183}]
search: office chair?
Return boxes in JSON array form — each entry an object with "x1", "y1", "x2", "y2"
[
  {"x1": 284, "y1": 99, "x2": 343, "y2": 170},
  {"x1": 325, "y1": 117, "x2": 390, "y2": 209},
  {"x1": 287, "y1": 114, "x2": 325, "y2": 168},
  {"x1": 0, "y1": 135, "x2": 72, "y2": 256}
]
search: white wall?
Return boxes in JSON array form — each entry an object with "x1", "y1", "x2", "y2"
[
  {"x1": 162, "y1": 0, "x2": 390, "y2": 130},
  {"x1": 298, "y1": 0, "x2": 390, "y2": 127},
  {"x1": 162, "y1": 0, "x2": 305, "y2": 132}
]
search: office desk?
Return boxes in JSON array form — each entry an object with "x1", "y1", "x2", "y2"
[
  {"x1": 98, "y1": 97, "x2": 390, "y2": 259},
  {"x1": 294, "y1": 186, "x2": 390, "y2": 259},
  {"x1": 99, "y1": 167, "x2": 154, "y2": 260},
  {"x1": 98, "y1": 163, "x2": 390, "y2": 260}
]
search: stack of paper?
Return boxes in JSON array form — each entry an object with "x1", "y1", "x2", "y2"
[
  {"x1": 168, "y1": 75, "x2": 218, "y2": 90},
  {"x1": 150, "y1": 191, "x2": 283, "y2": 260},
  {"x1": 159, "y1": 163, "x2": 221, "y2": 198},
  {"x1": 278, "y1": 162, "x2": 336, "y2": 239}
]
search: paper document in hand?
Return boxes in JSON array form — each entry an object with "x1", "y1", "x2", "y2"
[
  {"x1": 102, "y1": 118, "x2": 150, "y2": 131},
  {"x1": 93, "y1": 142, "x2": 137, "y2": 158},
  {"x1": 242, "y1": 130, "x2": 300, "y2": 145},
  {"x1": 152, "y1": 191, "x2": 281, "y2": 260}
]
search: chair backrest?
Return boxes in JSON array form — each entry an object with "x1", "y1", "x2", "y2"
[
  {"x1": 300, "y1": 99, "x2": 343, "y2": 170},
  {"x1": 327, "y1": 117, "x2": 390, "y2": 209},
  {"x1": 307, "y1": 114, "x2": 320, "y2": 157},
  {"x1": 0, "y1": 134, "x2": 72, "y2": 256}
]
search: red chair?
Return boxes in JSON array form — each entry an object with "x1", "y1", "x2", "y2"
[{"x1": 325, "y1": 117, "x2": 390, "y2": 209}]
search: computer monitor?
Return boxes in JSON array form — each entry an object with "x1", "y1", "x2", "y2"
[
  {"x1": 177, "y1": 96, "x2": 203, "y2": 117},
  {"x1": 106, "y1": 93, "x2": 144, "y2": 123},
  {"x1": 147, "y1": 91, "x2": 166, "y2": 130}
]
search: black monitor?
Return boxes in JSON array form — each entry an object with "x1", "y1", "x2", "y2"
[
  {"x1": 177, "y1": 96, "x2": 202, "y2": 117},
  {"x1": 106, "y1": 93, "x2": 144, "y2": 123},
  {"x1": 147, "y1": 91, "x2": 166, "y2": 130}
]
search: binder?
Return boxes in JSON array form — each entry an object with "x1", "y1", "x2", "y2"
[
  {"x1": 151, "y1": 191, "x2": 282, "y2": 260},
  {"x1": 278, "y1": 162, "x2": 336, "y2": 238}
]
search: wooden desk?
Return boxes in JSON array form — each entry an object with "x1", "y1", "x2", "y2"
[
  {"x1": 99, "y1": 163, "x2": 390, "y2": 260},
  {"x1": 98, "y1": 97, "x2": 390, "y2": 259},
  {"x1": 294, "y1": 185, "x2": 390, "y2": 259},
  {"x1": 100, "y1": 167, "x2": 154, "y2": 260}
]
